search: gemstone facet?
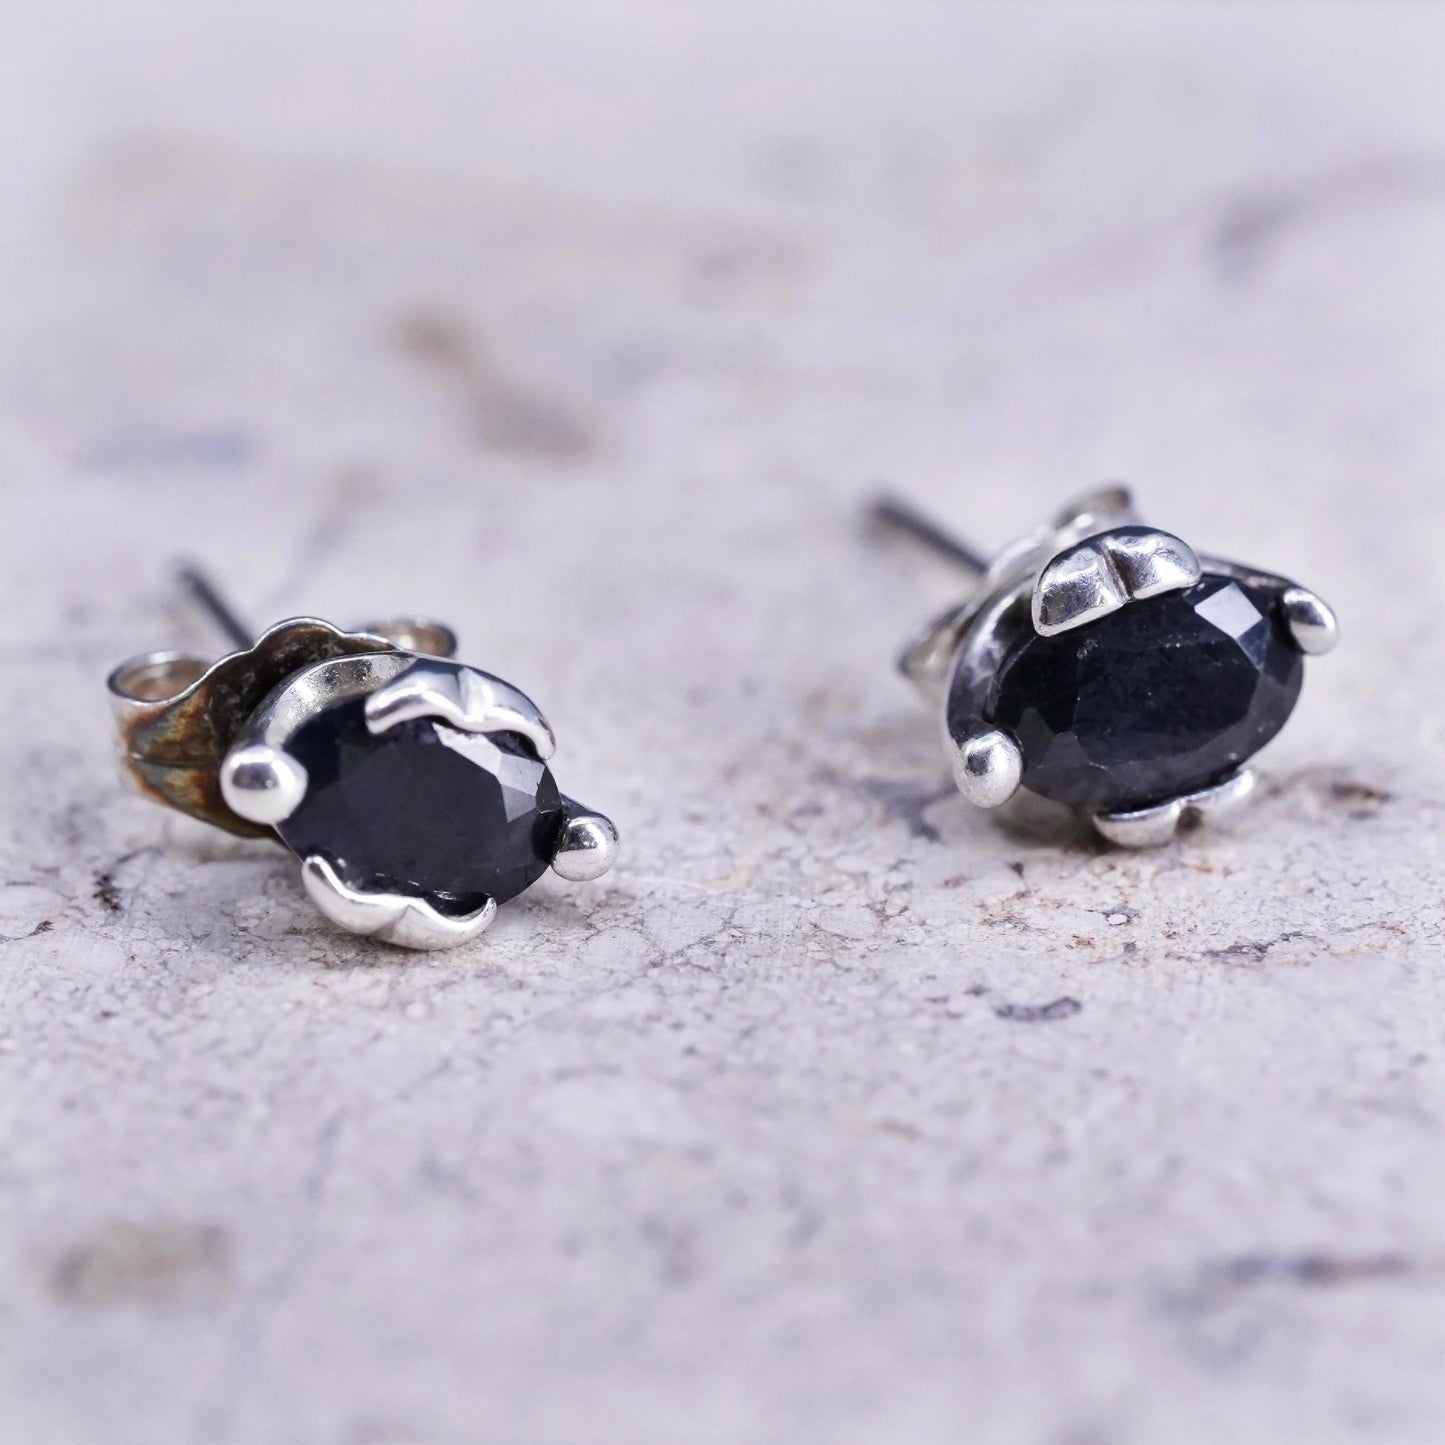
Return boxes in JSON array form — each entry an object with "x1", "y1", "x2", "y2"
[
  {"x1": 276, "y1": 697, "x2": 564, "y2": 911},
  {"x1": 978, "y1": 575, "x2": 1303, "y2": 811}
]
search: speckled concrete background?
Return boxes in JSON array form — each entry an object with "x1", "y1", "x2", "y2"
[{"x1": 3, "y1": 4, "x2": 1445, "y2": 1443}]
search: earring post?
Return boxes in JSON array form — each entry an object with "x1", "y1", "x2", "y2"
[
  {"x1": 174, "y1": 564, "x2": 254, "y2": 651},
  {"x1": 868, "y1": 494, "x2": 990, "y2": 577}
]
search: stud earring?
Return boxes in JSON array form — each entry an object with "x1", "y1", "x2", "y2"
[
  {"x1": 107, "y1": 569, "x2": 619, "y2": 948},
  {"x1": 873, "y1": 487, "x2": 1338, "y2": 846}
]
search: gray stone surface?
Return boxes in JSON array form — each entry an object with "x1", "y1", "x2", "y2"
[{"x1": 2, "y1": 4, "x2": 1444, "y2": 1442}]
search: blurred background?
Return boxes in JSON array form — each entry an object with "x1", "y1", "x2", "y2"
[
  {"x1": 7, "y1": 2, "x2": 1443, "y2": 630},
  {"x1": 3, "y1": 5, "x2": 1445, "y2": 1444}
]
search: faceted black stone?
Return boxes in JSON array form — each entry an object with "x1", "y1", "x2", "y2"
[
  {"x1": 276, "y1": 697, "x2": 564, "y2": 911},
  {"x1": 980, "y1": 575, "x2": 1303, "y2": 812}
]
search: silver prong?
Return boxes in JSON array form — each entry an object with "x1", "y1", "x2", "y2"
[
  {"x1": 364, "y1": 660, "x2": 556, "y2": 760},
  {"x1": 1106, "y1": 529, "x2": 1203, "y2": 600},
  {"x1": 1092, "y1": 769, "x2": 1256, "y2": 848},
  {"x1": 1279, "y1": 586, "x2": 1340, "y2": 656},
  {"x1": 1033, "y1": 529, "x2": 1201, "y2": 638},
  {"x1": 947, "y1": 724, "x2": 1024, "y2": 810},
  {"x1": 551, "y1": 804, "x2": 620, "y2": 882},
  {"x1": 1032, "y1": 541, "x2": 1128, "y2": 637},
  {"x1": 301, "y1": 853, "x2": 496, "y2": 950},
  {"x1": 219, "y1": 742, "x2": 309, "y2": 825}
]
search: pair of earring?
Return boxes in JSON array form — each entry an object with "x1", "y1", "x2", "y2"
[{"x1": 108, "y1": 486, "x2": 1337, "y2": 950}]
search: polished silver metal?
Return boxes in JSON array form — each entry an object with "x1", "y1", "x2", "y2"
[
  {"x1": 1092, "y1": 769, "x2": 1258, "y2": 848},
  {"x1": 552, "y1": 804, "x2": 622, "y2": 882},
  {"x1": 876, "y1": 486, "x2": 1337, "y2": 847},
  {"x1": 220, "y1": 651, "x2": 417, "y2": 826},
  {"x1": 938, "y1": 575, "x2": 1031, "y2": 812},
  {"x1": 363, "y1": 658, "x2": 556, "y2": 759},
  {"x1": 219, "y1": 743, "x2": 309, "y2": 825},
  {"x1": 110, "y1": 568, "x2": 618, "y2": 949},
  {"x1": 219, "y1": 651, "x2": 615, "y2": 938},
  {"x1": 892, "y1": 487, "x2": 1142, "y2": 700},
  {"x1": 1032, "y1": 529, "x2": 1202, "y2": 637},
  {"x1": 1279, "y1": 585, "x2": 1340, "y2": 656},
  {"x1": 947, "y1": 724, "x2": 1024, "y2": 810},
  {"x1": 301, "y1": 853, "x2": 498, "y2": 950}
]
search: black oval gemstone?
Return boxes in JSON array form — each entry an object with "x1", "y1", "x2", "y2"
[
  {"x1": 982, "y1": 575, "x2": 1303, "y2": 811},
  {"x1": 276, "y1": 697, "x2": 564, "y2": 909}
]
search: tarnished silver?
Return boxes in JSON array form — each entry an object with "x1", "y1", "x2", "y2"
[
  {"x1": 108, "y1": 617, "x2": 407, "y2": 837},
  {"x1": 873, "y1": 486, "x2": 1338, "y2": 847},
  {"x1": 109, "y1": 570, "x2": 618, "y2": 949}
]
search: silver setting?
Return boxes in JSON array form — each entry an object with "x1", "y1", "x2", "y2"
[
  {"x1": 222, "y1": 653, "x2": 557, "y2": 826},
  {"x1": 1032, "y1": 529, "x2": 1202, "y2": 638},
  {"x1": 895, "y1": 487, "x2": 1141, "y2": 700},
  {"x1": 879, "y1": 485, "x2": 1337, "y2": 845},
  {"x1": 1031, "y1": 539, "x2": 1129, "y2": 637},
  {"x1": 112, "y1": 578, "x2": 616, "y2": 950},
  {"x1": 1092, "y1": 769, "x2": 1257, "y2": 848},
  {"x1": 1110, "y1": 529, "x2": 1203, "y2": 600},
  {"x1": 220, "y1": 651, "x2": 416, "y2": 826},
  {"x1": 364, "y1": 659, "x2": 556, "y2": 759},
  {"x1": 217, "y1": 651, "x2": 609, "y2": 946},
  {"x1": 219, "y1": 743, "x2": 309, "y2": 825},
  {"x1": 941, "y1": 575, "x2": 1033, "y2": 784},
  {"x1": 1279, "y1": 586, "x2": 1340, "y2": 656},
  {"x1": 551, "y1": 803, "x2": 621, "y2": 882},
  {"x1": 947, "y1": 724, "x2": 1023, "y2": 810},
  {"x1": 301, "y1": 853, "x2": 496, "y2": 951}
]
